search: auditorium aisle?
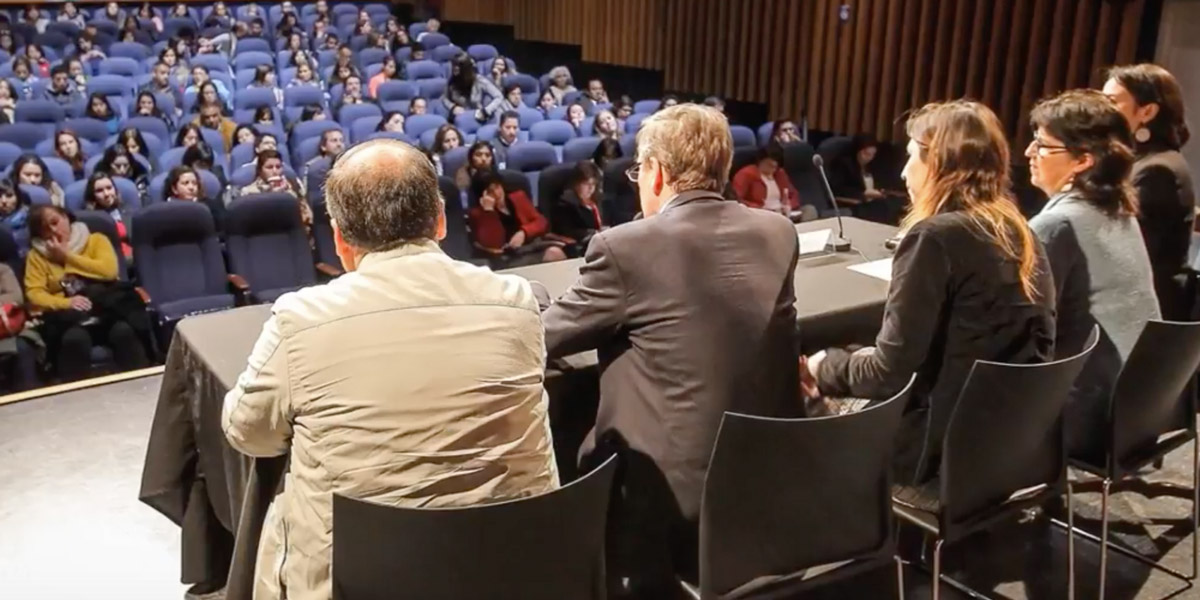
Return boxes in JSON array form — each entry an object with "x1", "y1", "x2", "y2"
[
  {"x1": 0, "y1": 377, "x2": 1194, "y2": 600},
  {"x1": 0, "y1": 376, "x2": 187, "y2": 600}
]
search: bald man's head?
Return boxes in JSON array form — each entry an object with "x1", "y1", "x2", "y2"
[{"x1": 325, "y1": 139, "x2": 443, "y2": 251}]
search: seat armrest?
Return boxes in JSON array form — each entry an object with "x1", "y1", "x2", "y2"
[
  {"x1": 836, "y1": 196, "x2": 862, "y2": 206},
  {"x1": 227, "y1": 274, "x2": 253, "y2": 306},
  {"x1": 135, "y1": 286, "x2": 152, "y2": 305},
  {"x1": 315, "y1": 262, "x2": 343, "y2": 278}
]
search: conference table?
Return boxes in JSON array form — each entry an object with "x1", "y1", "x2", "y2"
[{"x1": 138, "y1": 216, "x2": 897, "y2": 598}]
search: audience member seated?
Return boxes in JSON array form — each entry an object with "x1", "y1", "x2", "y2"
[
  {"x1": 233, "y1": 126, "x2": 259, "y2": 153},
  {"x1": 186, "y1": 66, "x2": 233, "y2": 110},
  {"x1": 613, "y1": 95, "x2": 634, "y2": 125},
  {"x1": 159, "y1": 46, "x2": 189, "y2": 91},
  {"x1": 21, "y1": 5, "x2": 49, "y2": 33},
  {"x1": 539, "y1": 104, "x2": 802, "y2": 596},
  {"x1": 303, "y1": 129, "x2": 345, "y2": 180},
  {"x1": 0, "y1": 258, "x2": 38, "y2": 392},
  {"x1": 581, "y1": 78, "x2": 610, "y2": 112},
  {"x1": 547, "y1": 66, "x2": 575, "y2": 105},
  {"x1": 86, "y1": 93, "x2": 122, "y2": 136},
  {"x1": 175, "y1": 124, "x2": 203, "y2": 151},
  {"x1": 12, "y1": 154, "x2": 65, "y2": 208},
  {"x1": 134, "y1": 91, "x2": 173, "y2": 128},
  {"x1": 25, "y1": 45, "x2": 51, "y2": 79},
  {"x1": 66, "y1": 58, "x2": 89, "y2": 95},
  {"x1": 78, "y1": 34, "x2": 107, "y2": 64},
  {"x1": 368, "y1": 56, "x2": 399, "y2": 99},
  {"x1": 25, "y1": 205, "x2": 151, "y2": 382},
  {"x1": 254, "y1": 107, "x2": 276, "y2": 127},
  {"x1": 732, "y1": 144, "x2": 805, "y2": 218},
  {"x1": 141, "y1": 63, "x2": 184, "y2": 115},
  {"x1": 468, "y1": 170, "x2": 567, "y2": 268},
  {"x1": 0, "y1": 80, "x2": 17, "y2": 123},
  {"x1": 0, "y1": 181, "x2": 30, "y2": 249},
  {"x1": 408, "y1": 41, "x2": 427, "y2": 62},
  {"x1": 802, "y1": 101, "x2": 1056, "y2": 488},
  {"x1": 328, "y1": 62, "x2": 358, "y2": 90},
  {"x1": 1102, "y1": 64, "x2": 1195, "y2": 320},
  {"x1": 287, "y1": 62, "x2": 324, "y2": 92},
  {"x1": 375, "y1": 111, "x2": 406, "y2": 135},
  {"x1": 44, "y1": 66, "x2": 84, "y2": 108},
  {"x1": 427, "y1": 124, "x2": 462, "y2": 176},
  {"x1": 408, "y1": 96, "x2": 428, "y2": 116},
  {"x1": 492, "y1": 111, "x2": 521, "y2": 168},
  {"x1": 194, "y1": 104, "x2": 238, "y2": 153},
  {"x1": 566, "y1": 102, "x2": 586, "y2": 135},
  {"x1": 455, "y1": 140, "x2": 495, "y2": 191},
  {"x1": 84, "y1": 172, "x2": 132, "y2": 259},
  {"x1": 165, "y1": 165, "x2": 224, "y2": 231},
  {"x1": 536, "y1": 90, "x2": 556, "y2": 117},
  {"x1": 827, "y1": 134, "x2": 887, "y2": 202},
  {"x1": 771, "y1": 119, "x2": 802, "y2": 144},
  {"x1": 249, "y1": 66, "x2": 284, "y2": 110},
  {"x1": 9, "y1": 60, "x2": 35, "y2": 98},
  {"x1": 333, "y1": 74, "x2": 367, "y2": 113},
  {"x1": 703, "y1": 95, "x2": 726, "y2": 114},
  {"x1": 183, "y1": 142, "x2": 230, "y2": 200},
  {"x1": 96, "y1": 146, "x2": 150, "y2": 204},
  {"x1": 238, "y1": 149, "x2": 312, "y2": 237},
  {"x1": 55, "y1": 130, "x2": 88, "y2": 181},
  {"x1": 222, "y1": 138, "x2": 559, "y2": 600},
  {"x1": 416, "y1": 17, "x2": 442, "y2": 41},
  {"x1": 592, "y1": 138, "x2": 624, "y2": 169},
  {"x1": 117, "y1": 129, "x2": 153, "y2": 168},
  {"x1": 551, "y1": 161, "x2": 607, "y2": 247},
  {"x1": 444, "y1": 54, "x2": 503, "y2": 120},
  {"x1": 592, "y1": 108, "x2": 621, "y2": 141},
  {"x1": 488, "y1": 56, "x2": 514, "y2": 89},
  {"x1": 57, "y1": 2, "x2": 87, "y2": 28},
  {"x1": 1026, "y1": 90, "x2": 1161, "y2": 457},
  {"x1": 497, "y1": 84, "x2": 524, "y2": 115}
]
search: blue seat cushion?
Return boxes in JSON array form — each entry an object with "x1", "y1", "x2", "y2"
[{"x1": 155, "y1": 294, "x2": 237, "y2": 322}]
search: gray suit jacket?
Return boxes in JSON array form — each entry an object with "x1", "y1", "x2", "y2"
[{"x1": 541, "y1": 189, "x2": 801, "y2": 521}]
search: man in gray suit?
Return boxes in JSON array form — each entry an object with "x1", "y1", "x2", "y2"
[{"x1": 541, "y1": 104, "x2": 802, "y2": 598}]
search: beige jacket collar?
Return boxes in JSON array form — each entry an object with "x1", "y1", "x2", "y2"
[{"x1": 356, "y1": 239, "x2": 445, "y2": 269}]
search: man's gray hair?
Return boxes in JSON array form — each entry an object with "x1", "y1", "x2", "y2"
[{"x1": 324, "y1": 138, "x2": 442, "y2": 251}]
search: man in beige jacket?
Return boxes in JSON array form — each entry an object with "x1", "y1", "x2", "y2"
[{"x1": 222, "y1": 138, "x2": 559, "y2": 600}]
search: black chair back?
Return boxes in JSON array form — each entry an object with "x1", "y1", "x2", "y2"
[
  {"x1": 436, "y1": 175, "x2": 473, "y2": 262},
  {"x1": 74, "y1": 210, "x2": 128, "y2": 281},
  {"x1": 698, "y1": 377, "x2": 915, "y2": 598},
  {"x1": 537, "y1": 163, "x2": 576, "y2": 226},
  {"x1": 1109, "y1": 320, "x2": 1200, "y2": 475},
  {"x1": 0, "y1": 225, "x2": 23, "y2": 282},
  {"x1": 601, "y1": 156, "x2": 637, "y2": 225},
  {"x1": 225, "y1": 194, "x2": 316, "y2": 296},
  {"x1": 781, "y1": 142, "x2": 828, "y2": 212},
  {"x1": 729, "y1": 146, "x2": 758, "y2": 180},
  {"x1": 332, "y1": 456, "x2": 617, "y2": 600},
  {"x1": 941, "y1": 327, "x2": 1098, "y2": 537},
  {"x1": 309, "y1": 199, "x2": 339, "y2": 267}
]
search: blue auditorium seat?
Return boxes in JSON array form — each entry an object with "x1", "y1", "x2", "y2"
[
  {"x1": 225, "y1": 194, "x2": 319, "y2": 303},
  {"x1": 505, "y1": 142, "x2": 559, "y2": 204}
]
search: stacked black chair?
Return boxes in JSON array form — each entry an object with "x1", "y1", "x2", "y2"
[
  {"x1": 892, "y1": 327, "x2": 1099, "y2": 600},
  {"x1": 332, "y1": 456, "x2": 618, "y2": 600},
  {"x1": 683, "y1": 376, "x2": 916, "y2": 600},
  {"x1": 1055, "y1": 320, "x2": 1200, "y2": 600}
]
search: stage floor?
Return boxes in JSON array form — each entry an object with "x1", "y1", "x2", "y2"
[{"x1": 0, "y1": 375, "x2": 1195, "y2": 600}]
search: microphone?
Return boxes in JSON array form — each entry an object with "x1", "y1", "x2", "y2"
[{"x1": 811, "y1": 154, "x2": 852, "y2": 252}]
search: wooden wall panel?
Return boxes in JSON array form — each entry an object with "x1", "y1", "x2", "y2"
[{"x1": 443, "y1": 0, "x2": 1149, "y2": 141}]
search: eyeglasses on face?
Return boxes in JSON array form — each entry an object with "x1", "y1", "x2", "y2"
[
  {"x1": 1028, "y1": 138, "x2": 1073, "y2": 157},
  {"x1": 624, "y1": 164, "x2": 640, "y2": 182}
]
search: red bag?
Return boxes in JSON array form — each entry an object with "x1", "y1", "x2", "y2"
[{"x1": 0, "y1": 303, "x2": 26, "y2": 339}]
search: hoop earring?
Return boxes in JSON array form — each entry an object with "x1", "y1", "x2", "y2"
[{"x1": 1135, "y1": 126, "x2": 1151, "y2": 143}]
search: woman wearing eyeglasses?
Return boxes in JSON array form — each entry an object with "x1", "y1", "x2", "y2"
[
  {"x1": 801, "y1": 100, "x2": 1056, "y2": 486},
  {"x1": 1026, "y1": 90, "x2": 1160, "y2": 457},
  {"x1": 1102, "y1": 64, "x2": 1195, "y2": 319}
]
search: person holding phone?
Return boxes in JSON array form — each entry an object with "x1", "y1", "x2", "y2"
[{"x1": 238, "y1": 150, "x2": 313, "y2": 240}]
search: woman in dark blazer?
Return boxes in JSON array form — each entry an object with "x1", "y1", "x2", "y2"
[
  {"x1": 802, "y1": 101, "x2": 1056, "y2": 486},
  {"x1": 1103, "y1": 64, "x2": 1195, "y2": 319},
  {"x1": 827, "y1": 134, "x2": 885, "y2": 201},
  {"x1": 551, "y1": 161, "x2": 606, "y2": 245}
]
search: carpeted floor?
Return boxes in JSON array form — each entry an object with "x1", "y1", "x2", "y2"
[{"x1": 0, "y1": 376, "x2": 1195, "y2": 600}]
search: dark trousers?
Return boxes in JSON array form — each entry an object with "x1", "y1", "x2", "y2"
[
  {"x1": 55, "y1": 320, "x2": 149, "y2": 381},
  {"x1": 1, "y1": 337, "x2": 38, "y2": 392}
]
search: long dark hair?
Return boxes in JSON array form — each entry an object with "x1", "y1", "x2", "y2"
[
  {"x1": 0, "y1": 180, "x2": 30, "y2": 216},
  {"x1": 165, "y1": 165, "x2": 205, "y2": 200},
  {"x1": 1030, "y1": 89, "x2": 1138, "y2": 217},
  {"x1": 98, "y1": 145, "x2": 148, "y2": 181},
  {"x1": 85, "y1": 92, "x2": 113, "y2": 119},
  {"x1": 10, "y1": 154, "x2": 53, "y2": 192},
  {"x1": 54, "y1": 129, "x2": 87, "y2": 173},
  {"x1": 175, "y1": 123, "x2": 203, "y2": 147},
  {"x1": 84, "y1": 170, "x2": 121, "y2": 210},
  {"x1": 448, "y1": 53, "x2": 477, "y2": 97},
  {"x1": 118, "y1": 127, "x2": 151, "y2": 161},
  {"x1": 1107, "y1": 64, "x2": 1190, "y2": 151}
]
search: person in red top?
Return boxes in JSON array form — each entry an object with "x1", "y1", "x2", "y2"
[
  {"x1": 731, "y1": 144, "x2": 805, "y2": 218},
  {"x1": 468, "y1": 171, "x2": 567, "y2": 268}
]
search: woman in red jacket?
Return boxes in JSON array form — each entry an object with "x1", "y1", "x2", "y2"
[
  {"x1": 732, "y1": 144, "x2": 803, "y2": 218},
  {"x1": 468, "y1": 171, "x2": 568, "y2": 268}
]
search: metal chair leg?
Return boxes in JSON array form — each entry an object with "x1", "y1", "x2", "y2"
[
  {"x1": 1099, "y1": 478, "x2": 1111, "y2": 600},
  {"x1": 895, "y1": 555, "x2": 905, "y2": 600},
  {"x1": 932, "y1": 539, "x2": 943, "y2": 600},
  {"x1": 1067, "y1": 481, "x2": 1075, "y2": 600}
]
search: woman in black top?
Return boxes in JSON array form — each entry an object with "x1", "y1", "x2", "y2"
[
  {"x1": 552, "y1": 161, "x2": 606, "y2": 245},
  {"x1": 802, "y1": 100, "x2": 1056, "y2": 485},
  {"x1": 1102, "y1": 64, "x2": 1196, "y2": 319}
]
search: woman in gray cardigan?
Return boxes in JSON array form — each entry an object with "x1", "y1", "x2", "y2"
[{"x1": 1027, "y1": 89, "x2": 1161, "y2": 457}]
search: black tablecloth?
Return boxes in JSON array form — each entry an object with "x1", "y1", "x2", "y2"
[{"x1": 138, "y1": 216, "x2": 897, "y2": 598}]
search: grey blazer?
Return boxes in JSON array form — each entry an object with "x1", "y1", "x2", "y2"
[{"x1": 541, "y1": 189, "x2": 802, "y2": 522}]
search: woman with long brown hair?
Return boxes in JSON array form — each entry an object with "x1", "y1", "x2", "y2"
[
  {"x1": 801, "y1": 100, "x2": 1056, "y2": 485},
  {"x1": 1102, "y1": 64, "x2": 1195, "y2": 319}
]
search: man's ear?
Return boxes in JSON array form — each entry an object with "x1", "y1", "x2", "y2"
[
  {"x1": 332, "y1": 219, "x2": 357, "y2": 272},
  {"x1": 435, "y1": 203, "x2": 447, "y2": 241}
]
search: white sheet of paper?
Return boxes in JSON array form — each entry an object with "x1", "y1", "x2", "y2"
[
  {"x1": 797, "y1": 229, "x2": 832, "y2": 255},
  {"x1": 848, "y1": 258, "x2": 893, "y2": 282}
]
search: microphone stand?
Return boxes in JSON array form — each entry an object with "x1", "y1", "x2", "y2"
[{"x1": 811, "y1": 155, "x2": 852, "y2": 252}]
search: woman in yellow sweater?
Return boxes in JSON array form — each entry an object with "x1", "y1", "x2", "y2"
[{"x1": 25, "y1": 205, "x2": 150, "y2": 381}]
